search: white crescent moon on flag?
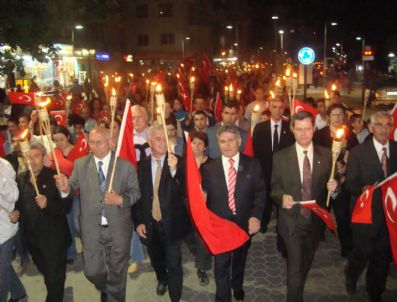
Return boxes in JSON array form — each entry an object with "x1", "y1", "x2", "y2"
[
  {"x1": 295, "y1": 105, "x2": 304, "y2": 113},
  {"x1": 79, "y1": 139, "x2": 88, "y2": 152},
  {"x1": 384, "y1": 187, "x2": 397, "y2": 224},
  {"x1": 19, "y1": 95, "x2": 31, "y2": 103},
  {"x1": 360, "y1": 189, "x2": 370, "y2": 203},
  {"x1": 54, "y1": 114, "x2": 63, "y2": 124}
]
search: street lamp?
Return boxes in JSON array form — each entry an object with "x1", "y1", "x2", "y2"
[
  {"x1": 181, "y1": 36, "x2": 190, "y2": 58},
  {"x1": 323, "y1": 21, "x2": 337, "y2": 79},
  {"x1": 356, "y1": 36, "x2": 366, "y2": 102},
  {"x1": 278, "y1": 30, "x2": 284, "y2": 51},
  {"x1": 72, "y1": 24, "x2": 84, "y2": 49},
  {"x1": 226, "y1": 24, "x2": 239, "y2": 56}
]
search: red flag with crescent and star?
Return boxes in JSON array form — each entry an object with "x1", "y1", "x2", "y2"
[
  {"x1": 389, "y1": 103, "x2": 397, "y2": 141},
  {"x1": 8, "y1": 92, "x2": 35, "y2": 105},
  {"x1": 177, "y1": 69, "x2": 192, "y2": 112},
  {"x1": 293, "y1": 99, "x2": 317, "y2": 119},
  {"x1": 68, "y1": 133, "x2": 89, "y2": 162},
  {"x1": 352, "y1": 184, "x2": 375, "y2": 224},
  {"x1": 185, "y1": 132, "x2": 249, "y2": 255},
  {"x1": 214, "y1": 93, "x2": 223, "y2": 123},
  {"x1": 301, "y1": 201, "x2": 336, "y2": 232},
  {"x1": 50, "y1": 110, "x2": 67, "y2": 127},
  {"x1": 380, "y1": 172, "x2": 397, "y2": 269},
  {"x1": 200, "y1": 52, "x2": 212, "y2": 84}
]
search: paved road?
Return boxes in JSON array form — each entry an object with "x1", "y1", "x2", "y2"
[{"x1": 14, "y1": 218, "x2": 397, "y2": 302}]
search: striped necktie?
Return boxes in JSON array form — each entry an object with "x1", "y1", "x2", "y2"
[
  {"x1": 98, "y1": 161, "x2": 107, "y2": 225},
  {"x1": 228, "y1": 158, "x2": 237, "y2": 214}
]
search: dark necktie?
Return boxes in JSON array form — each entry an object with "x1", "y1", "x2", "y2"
[
  {"x1": 135, "y1": 143, "x2": 150, "y2": 161},
  {"x1": 381, "y1": 147, "x2": 388, "y2": 178},
  {"x1": 273, "y1": 124, "x2": 279, "y2": 152},
  {"x1": 301, "y1": 150, "x2": 312, "y2": 218},
  {"x1": 98, "y1": 161, "x2": 107, "y2": 225}
]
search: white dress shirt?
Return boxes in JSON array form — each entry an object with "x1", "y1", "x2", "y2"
[
  {"x1": 0, "y1": 158, "x2": 19, "y2": 244},
  {"x1": 94, "y1": 151, "x2": 112, "y2": 177},
  {"x1": 134, "y1": 127, "x2": 151, "y2": 161},
  {"x1": 151, "y1": 155, "x2": 166, "y2": 186},
  {"x1": 315, "y1": 114, "x2": 327, "y2": 130},
  {"x1": 295, "y1": 142, "x2": 314, "y2": 183},
  {"x1": 271, "y1": 119, "x2": 282, "y2": 150},
  {"x1": 221, "y1": 152, "x2": 240, "y2": 188},
  {"x1": 373, "y1": 137, "x2": 389, "y2": 162}
]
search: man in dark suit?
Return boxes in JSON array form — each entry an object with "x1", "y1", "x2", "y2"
[
  {"x1": 14, "y1": 143, "x2": 72, "y2": 302},
  {"x1": 252, "y1": 97, "x2": 295, "y2": 232},
  {"x1": 57, "y1": 127, "x2": 141, "y2": 302},
  {"x1": 201, "y1": 124, "x2": 266, "y2": 302},
  {"x1": 344, "y1": 111, "x2": 397, "y2": 302},
  {"x1": 271, "y1": 111, "x2": 338, "y2": 302},
  {"x1": 134, "y1": 124, "x2": 191, "y2": 302},
  {"x1": 206, "y1": 100, "x2": 247, "y2": 158}
]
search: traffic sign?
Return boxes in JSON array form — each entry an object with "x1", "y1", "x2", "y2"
[{"x1": 298, "y1": 47, "x2": 315, "y2": 65}]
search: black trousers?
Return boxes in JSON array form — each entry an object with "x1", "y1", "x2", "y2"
[
  {"x1": 346, "y1": 225, "x2": 391, "y2": 300},
  {"x1": 213, "y1": 240, "x2": 251, "y2": 302},
  {"x1": 332, "y1": 187, "x2": 353, "y2": 254},
  {"x1": 28, "y1": 244, "x2": 67, "y2": 302},
  {"x1": 281, "y1": 218, "x2": 320, "y2": 302},
  {"x1": 147, "y1": 221, "x2": 183, "y2": 302},
  {"x1": 261, "y1": 191, "x2": 272, "y2": 229}
]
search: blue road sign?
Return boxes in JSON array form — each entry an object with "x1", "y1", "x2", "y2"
[{"x1": 298, "y1": 47, "x2": 315, "y2": 65}]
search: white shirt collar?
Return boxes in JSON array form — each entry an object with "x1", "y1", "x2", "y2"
[
  {"x1": 93, "y1": 151, "x2": 112, "y2": 175},
  {"x1": 271, "y1": 118, "x2": 282, "y2": 128},
  {"x1": 373, "y1": 137, "x2": 389, "y2": 159}
]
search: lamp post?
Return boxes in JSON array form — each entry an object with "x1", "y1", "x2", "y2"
[
  {"x1": 356, "y1": 36, "x2": 366, "y2": 103},
  {"x1": 272, "y1": 16, "x2": 279, "y2": 73},
  {"x1": 72, "y1": 24, "x2": 84, "y2": 50},
  {"x1": 181, "y1": 36, "x2": 191, "y2": 58},
  {"x1": 323, "y1": 21, "x2": 337, "y2": 81},
  {"x1": 278, "y1": 30, "x2": 284, "y2": 51}
]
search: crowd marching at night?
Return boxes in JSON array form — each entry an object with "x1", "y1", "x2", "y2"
[{"x1": 0, "y1": 58, "x2": 396, "y2": 302}]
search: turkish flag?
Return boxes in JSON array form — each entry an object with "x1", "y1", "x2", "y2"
[
  {"x1": 185, "y1": 133, "x2": 249, "y2": 255},
  {"x1": 100, "y1": 111, "x2": 110, "y2": 123},
  {"x1": 73, "y1": 100, "x2": 85, "y2": 115},
  {"x1": 8, "y1": 92, "x2": 35, "y2": 105},
  {"x1": 50, "y1": 110, "x2": 67, "y2": 127},
  {"x1": 244, "y1": 128, "x2": 254, "y2": 157},
  {"x1": 214, "y1": 93, "x2": 223, "y2": 123},
  {"x1": 380, "y1": 172, "x2": 397, "y2": 270},
  {"x1": 49, "y1": 94, "x2": 66, "y2": 110},
  {"x1": 352, "y1": 185, "x2": 375, "y2": 224},
  {"x1": 293, "y1": 99, "x2": 317, "y2": 119},
  {"x1": 177, "y1": 70, "x2": 191, "y2": 112},
  {"x1": 68, "y1": 133, "x2": 89, "y2": 162},
  {"x1": 301, "y1": 201, "x2": 337, "y2": 232},
  {"x1": 114, "y1": 99, "x2": 137, "y2": 167},
  {"x1": 200, "y1": 52, "x2": 212, "y2": 84},
  {"x1": 389, "y1": 103, "x2": 397, "y2": 141}
]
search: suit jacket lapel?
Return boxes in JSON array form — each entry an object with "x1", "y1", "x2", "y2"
[
  {"x1": 311, "y1": 146, "x2": 323, "y2": 200},
  {"x1": 105, "y1": 152, "x2": 115, "y2": 191},
  {"x1": 288, "y1": 146, "x2": 302, "y2": 200},
  {"x1": 214, "y1": 157, "x2": 228, "y2": 199},
  {"x1": 234, "y1": 154, "x2": 246, "y2": 206},
  {"x1": 280, "y1": 121, "x2": 290, "y2": 146},
  {"x1": 368, "y1": 140, "x2": 384, "y2": 179}
]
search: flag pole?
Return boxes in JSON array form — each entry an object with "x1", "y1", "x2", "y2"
[{"x1": 108, "y1": 99, "x2": 131, "y2": 192}]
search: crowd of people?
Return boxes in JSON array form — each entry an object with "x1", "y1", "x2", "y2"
[{"x1": 0, "y1": 66, "x2": 395, "y2": 302}]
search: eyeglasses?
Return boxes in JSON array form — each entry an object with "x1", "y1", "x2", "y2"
[
  {"x1": 374, "y1": 123, "x2": 393, "y2": 129},
  {"x1": 88, "y1": 140, "x2": 107, "y2": 146}
]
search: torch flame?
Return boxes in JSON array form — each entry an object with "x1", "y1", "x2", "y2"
[
  {"x1": 191, "y1": 66, "x2": 195, "y2": 72},
  {"x1": 38, "y1": 97, "x2": 51, "y2": 107},
  {"x1": 66, "y1": 95, "x2": 72, "y2": 100},
  {"x1": 331, "y1": 83, "x2": 337, "y2": 91},
  {"x1": 176, "y1": 73, "x2": 180, "y2": 79},
  {"x1": 224, "y1": 86, "x2": 229, "y2": 92},
  {"x1": 275, "y1": 79, "x2": 281, "y2": 87},
  {"x1": 111, "y1": 88, "x2": 116, "y2": 96},
  {"x1": 324, "y1": 90, "x2": 330, "y2": 99},
  {"x1": 285, "y1": 69, "x2": 291, "y2": 77},
  {"x1": 292, "y1": 72, "x2": 298, "y2": 78},
  {"x1": 190, "y1": 76, "x2": 195, "y2": 83},
  {"x1": 270, "y1": 90, "x2": 275, "y2": 98},
  {"x1": 229, "y1": 84, "x2": 233, "y2": 91},
  {"x1": 156, "y1": 84, "x2": 162, "y2": 93},
  {"x1": 336, "y1": 128, "x2": 345, "y2": 140},
  {"x1": 20, "y1": 128, "x2": 29, "y2": 140},
  {"x1": 253, "y1": 104, "x2": 260, "y2": 113},
  {"x1": 237, "y1": 89, "x2": 242, "y2": 95},
  {"x1": 151, "y1": 81, "x2": 157, "y2": 86},
  {"x1": 156, "y1": 107, "x2": 161, "y2": 114},
  {"x1": 146, "y1": 79, "x2": 149, "y2": 84}
]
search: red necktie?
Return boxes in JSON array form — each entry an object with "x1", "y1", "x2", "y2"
[
  {"x1": 228, "y1": 158, "x2": 237, "y2": 213},
  {"x1": 381, "y1": 147, "x2": 388, "y2": 178}
]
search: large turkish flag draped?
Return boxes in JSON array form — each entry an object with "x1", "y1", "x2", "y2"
[
  {"x1": 380, "y1": 172, "x2": 397, "y2": 270},
  {"x1": 293, "y1": 99, "x2": 317, "y2": 119},
  {"x1": 185, "y1": 133, "x2": 249, "y2": 255},
  {"x1": 8, "y1": 92, "x2": 35, "y2": 105},
  {"x1": 351, "y1": 185, "x2": 375, "y2": 224},
  {"x1": 301, "y1": 201, "x2": 336, "y2": 232},
  {"x1": 389, "y1": 103, "x2": 397, "y2": 141},
  {"x1": 114, "y1": 99, "x2": 137, "y2": 167}
]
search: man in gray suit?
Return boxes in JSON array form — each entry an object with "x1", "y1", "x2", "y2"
[
  {"x1": 271, "y1": 111, "x2": 338, "y2": 302},
  {"x1": 56, "y1": 127, "x2": 141, "y2": 302}
]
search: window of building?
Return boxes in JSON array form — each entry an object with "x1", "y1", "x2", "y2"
[
  {"x1": 136, "y1": 4, "x2": 148, "y2": 18},
  {"x1": 160, "y1": 33, "x2": 175, "y2": 45},
  {"x1": 137, "y1": 34, "x2": 149, "y2": 46},
  {"x1": 158, "y1": 3, "x2": 173, "y2": 17}
]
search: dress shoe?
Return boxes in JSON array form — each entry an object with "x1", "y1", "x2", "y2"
[
  {"x1": 156, "y1": 283, "x2": 167, "y2": 296},
  {"x1": 344, "y1": 265, "x2": 356, "y2": 295},
  {"x1": 233, "y1": 289, "x2": 245, "y2": 301},
  {"x1": 197, "y1": 269, "x2": 209, "y2": 286},
  {"x1": 8, "y1": 294, "x2": 27, "y2": 302},
  {"x1": 100, "y1": 291, "x2": 107, "y2": 302},
  {"x1": 127, "y1": 262, "x2": 139, "y2": 273}
]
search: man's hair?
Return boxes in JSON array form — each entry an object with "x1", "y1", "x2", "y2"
[
  {"x1": 165, "y1": 116, "x2": 177, "y2": 129},
  {"x1": 147, "y1": 124, "x2": 165, "y2": 141},
  {"x1": 89, "y1": 127, "x2": 110, "y2": 139},
  {"x1": 131, "y1": 105, "x2": 148, "y2": 120},
  {"x1": 349, "y1": 113, "x2": 362, "y2": 124},
  {"x1": 270, "y1": 96, "x2": 284, "y2": 104},
  {"x1": 291, "y1": 111, "x2": 315, "y2": 127},
  {"x1": 216, "y1": 124, "x2": 241, "y2": 140},
  {"x1": 70, "y1": 114, "x2": 85, "y2": 127},
  {"x1": 29, "y1": 142, "x2": 47, "y2": 155},
  {"x1": 370, "y1": 111, "x2": 393, "y2": 124},
  {"x1": 193, "y1": 110, "x2": 207, "y2": 118},
  {"x1": 326, "y1": 103, "x2": 345, "y2": 117},
  {"x1": 52, "y1": 125, "x2": 71, "y2": 140},
  {"x1": 223, "y1": 100, "x2": 239, "y2": 111},
  {"x1": 189, "y1": 130, "x2": 209, "y2": 147}
]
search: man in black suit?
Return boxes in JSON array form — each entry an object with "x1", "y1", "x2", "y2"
[
  {"x1": 201, "y1": 125, "x2": 266, "y2": 302},
  {"x1": 271, "y1": 111, "x2": 338, "y2": 302},
  {"x1": 13, "y1": 143, "x2": 72, "y2": 302},
  {"x1": 252, "y1": 97, "x2": 295, "y2": 232},
  {"x1": 134, "y1": 124, "x2": 191, "y2": 302},
  {"x1": 344, "y1": 111, "x2": 397, "y2": 302}
]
